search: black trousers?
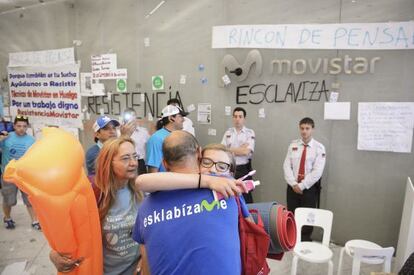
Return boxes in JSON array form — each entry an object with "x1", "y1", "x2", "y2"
[
  {"x1": 235, "y1": 163, "x2": 254, "y2": 203},
  {"x1": 287, "y1": 181, "x2": 321, "y2": 241},
  {"x1": 138, "y1": 159, "x2": 147, "y2": 175}
]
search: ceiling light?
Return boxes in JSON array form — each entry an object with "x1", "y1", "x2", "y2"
[
  {"x1": 145, "y1": 0, "x2": 166, "y2": 18},
  {"x1": 149, "y1": 1, "x2": 165, "y2": 15}
]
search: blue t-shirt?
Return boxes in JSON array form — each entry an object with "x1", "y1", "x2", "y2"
[
  {"x1": 145, "y1": 128, "x2": 170, "y2": 172},
  {"x1": 0, "y1": 132, "x2": 35, "y2": 173},
  {"x1": 133, "y1": 189, "x2": 247, "y2": 275},
  {"x1": 102, "y1": 186, "x2": 140, "y2": 275},
  {"x1": 85, "y1": 141, "x2": 103, "y2": 176}
]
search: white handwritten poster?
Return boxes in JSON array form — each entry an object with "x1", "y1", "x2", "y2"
[
  {"x1": 8, "y1": 48, "x2": 75, "y2": 67},
  {"x1": 8, "y1": 64, "x2": 82, "y2": 128},
  {"x1": 91, "y1": 54, "x2": 127, "y2": 79},
  {"x1": 358, "y1": 102, "x2": 414, "y2": 153},
  {"x1": 91, "y1": 54, "x2": 117, "y2": 73},
  {"x1": 212, "y1": 22, "x2": 414, "y2": 50}
]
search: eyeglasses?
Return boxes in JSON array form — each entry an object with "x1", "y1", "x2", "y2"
[
  {"x1": 200, "y1": 157, "x2": 231, "y2": 173},
  {"x1": 113, "y1": 154, "x2": 139, "y2": 164}
]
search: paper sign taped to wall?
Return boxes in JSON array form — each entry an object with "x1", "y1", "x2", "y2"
[
  {"x1": 187, "y1": 104, "x2": 196, "y2": 112},
  {"x1": 222, "y1": 74, "x2": 231, "y2": 86},
  {"x1": 9, "y1": 48, "x2": 75, "y2": 67},
  {"x1": 180, "y1": 75, "x2": 186, "y2": 84},
  {"x1": 358, "y1": 102, "x2": 414, "y2": 153},
  {"x1": 258, "y1": 108, "x2": 266, "y2": 118},
  {"x1": 212, "y1": 22, "x2": 414, "y2": 50},
  {"x1": 208, "y1": 128, "x2": 217, "y2": 136},
  {"x1": 225, "y1": 106, "x2": 231, "y2": 116},
  {"x1": 144, "y1": 37, "x2": 150, "y2": 47},
  {"x1": 92, "y1": 68, "x2": 127, "y2": 80},
  {"x1": 91, "y1": 54, "x2": 117, "y2": 73},
  {"x1": 324, "y1": 102, "x2": 350, "y2": 120},
  {"x1": 91, "y1": 82, "x2": 105, "y2": 95},
  {"x1": 198, "y1": 103, "x2": 211, "y2": 124},
  {"x1": 80, "y1": 73, "x2": 94, "y2": 97},
  {"x1": 329, "y1": 92, "x2": 339, "y2": 102}
]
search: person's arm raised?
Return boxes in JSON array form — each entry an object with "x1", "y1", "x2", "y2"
[{"x1": 135, "y1": 173, "x2": 247, "y2": 198}]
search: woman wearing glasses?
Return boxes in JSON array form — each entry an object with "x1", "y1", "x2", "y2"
[
  {"x1": 50, "y1": 136, "x2": 144, "y2": 274},
  {"x1": 135, "y1": 143, "x2": 249, "y2": 200}
]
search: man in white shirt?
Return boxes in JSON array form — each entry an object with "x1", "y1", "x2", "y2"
[
  {"x1": 221, "y1": 107, "x2": 255, "y2": 203},
  {"x1": 283, "y1": 117, "x2": 326, "y2": 241}
]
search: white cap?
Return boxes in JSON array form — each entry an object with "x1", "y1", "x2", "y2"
[
  {"x1": 161, "y1": 105, "x2": 188, "y2": 118},
  {"x1": 92, "y1": 116, "x2": 120, "y2": 132}
]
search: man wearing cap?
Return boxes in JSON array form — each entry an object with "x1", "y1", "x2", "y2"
[
  {"x1": 167, "y1": 98, "x2": 195, "y2": 136},
  {"x1": 283, "y1": 117, "x2": 326, "y2": 241},
  {"x1": 146, "y1": 105, "x2": 186, "y2": 173},
  {"x1": 85, "y1": 116, "x2": 120, "y2": 176},
  {"x1": 221, "y1": 107, "x2": 255, "y2": 203}
]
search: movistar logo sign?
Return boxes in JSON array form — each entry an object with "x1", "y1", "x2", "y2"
[
  {"x1": 220, "y1": 49, "x2": 380, "y2": 85},
  {"x1": 220, "y1": 49, "x2": 263, "y2": 87},
  {"x1": 143, "y1": 199, "x2": 228, "y2": 227}
]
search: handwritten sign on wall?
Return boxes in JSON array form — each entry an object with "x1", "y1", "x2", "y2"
[
  {"x1": 91, "y1": 54, "x2": 117, "y2": 73},
  {"x1": 212, "y1": 22, "x2": 414, "y2": 50},
  {"x1": 8, "y1": 64, "x2": 82, "y2": 128},
  {"x1": 358, "y1": 102, "x2": 414, "y2": 153},
  {"x1": 90, "y1": 53, "x2": 128, "y2": 80},
  {"x1": 8, "y1": 48, "x2": 75, "y2": 67}
]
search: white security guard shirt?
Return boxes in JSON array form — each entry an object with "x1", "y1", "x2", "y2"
[
  {"x1": 221, "y1": 126, "x2": 255, "y2": 165},
  {"x1": 283, "y1": 138, "x2": 326, "y2": 190},
  {"x1": 130, "y1": 126, "x2": 150, "y2": 160}
]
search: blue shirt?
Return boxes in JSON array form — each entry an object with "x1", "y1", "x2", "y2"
[
  {"x1": 145, "y1": 128, "x2": 170, "y2": 172},
  {"x1": 85, "y1": 141, "x2": 103, "y2": 176},
  {"x1": 133, "y1": 189, "x2": 247, "y2": 275},
  {"x1": 0, "y1": 132, "x2": 35, "y2": 173}
]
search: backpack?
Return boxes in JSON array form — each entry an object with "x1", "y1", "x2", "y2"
[{"x1": 236, "y1": 197, "x2": 271, "y2": 275}]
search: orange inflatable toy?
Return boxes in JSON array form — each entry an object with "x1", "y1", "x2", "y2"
[{"x1": 4, "y1": 127, "x2": 102, "y2": 275}]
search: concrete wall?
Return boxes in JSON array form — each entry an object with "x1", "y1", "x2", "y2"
[{"x1": 0, "y1": 0, "x2": 413, "y2": 248}]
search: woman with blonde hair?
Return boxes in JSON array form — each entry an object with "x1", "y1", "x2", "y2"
[
  {"x1": 136, "y1": 143, "x2": 248, "y2": 198},
  {"x1": 50, "y1": 136, "x2": 143, "y2": 274}
]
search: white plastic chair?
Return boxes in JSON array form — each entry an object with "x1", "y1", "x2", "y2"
[
  {"x1": 291, "y1": 207, "x2": 334, "y2": 275},
  {"x1": 337, "y1": 240, "x2": 394, "y2": 275},
  {"x1": 336, "y1": 240, "x2": 394, "y2": 275}
]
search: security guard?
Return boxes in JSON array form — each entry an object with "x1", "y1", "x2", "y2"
[
  {"x1": 221, "y1": 107, "x2": 255, "y2": 203},
  {"x1": 283, "y1": 117, "x2": 326, "y2": 241}
]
